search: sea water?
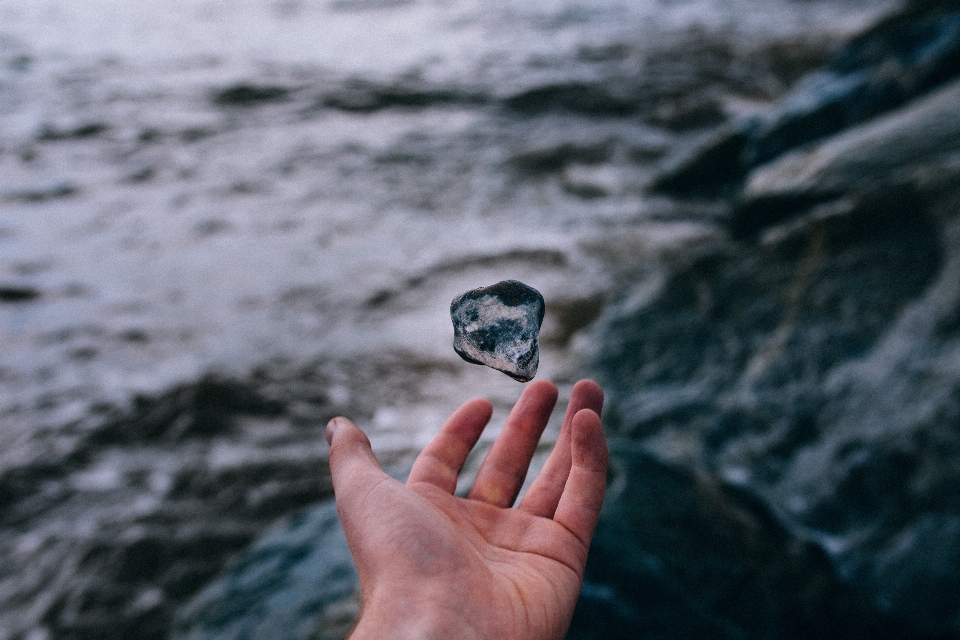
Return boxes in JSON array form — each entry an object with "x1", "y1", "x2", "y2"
[
  {"x1": 0, "y1": 0, "x2": 891, "y2": 443},
  {"x1": 0, "y1": 1, "x2": 897, "y2": 636}
]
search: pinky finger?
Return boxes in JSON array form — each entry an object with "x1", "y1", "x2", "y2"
[{"x1": 553, "y1": 408, "x2": 607, "y2": 549}]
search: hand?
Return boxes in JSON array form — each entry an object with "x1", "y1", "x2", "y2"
[{"x1": 325, "y1": 379, "x2": 607, "y2": 640}]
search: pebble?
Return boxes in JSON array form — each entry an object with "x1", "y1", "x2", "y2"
[{"x1": 450, "y1": 280, "x2": 545, "y2": 382}]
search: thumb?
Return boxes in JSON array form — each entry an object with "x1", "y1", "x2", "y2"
[
  {"x1": 326, "y1": 417, "x2": 391, "y2": 513},
  {"x1": 326, "y1": 417, "x2": 394, "y2": 569}
]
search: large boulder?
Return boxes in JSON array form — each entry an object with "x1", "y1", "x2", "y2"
[
  {"x1": 651, "y1": 0, "x2": 960, "y2": 196},
  {"x1": 734, "y1": 76, "x2": 960, "y2": 236},
  {"x1": 568, "y1": 449, "x2": 899, "y2": 640},
  {"x1": 591, "y1": 70, "x2": 960, "y2": 635}
]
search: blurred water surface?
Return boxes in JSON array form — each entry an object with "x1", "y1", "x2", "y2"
[
  {"x1": 0, "y1": 0, "x2": 874, "y2": 69},
  {"x1": 0, "y1": 0, "x2": 890, "y2": 439}
]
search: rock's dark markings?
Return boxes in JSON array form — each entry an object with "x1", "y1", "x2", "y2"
[{"x1": 450, "y1": 280, "x2": 545, "y2": 382}]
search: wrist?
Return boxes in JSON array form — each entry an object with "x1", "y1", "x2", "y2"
[{"x1": 348, "y1": 590, "x2": 487, "y2": 640}]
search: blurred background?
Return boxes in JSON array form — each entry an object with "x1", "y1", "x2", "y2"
[{"x1": 2, "y1": 0, "x2": 960, "y2": 638}]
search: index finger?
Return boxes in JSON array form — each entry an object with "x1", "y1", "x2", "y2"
[{"x1": 406, "y1": 398, "x2": 493, "y2": 493}]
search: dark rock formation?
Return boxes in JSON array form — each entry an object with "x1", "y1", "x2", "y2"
[
  {"x1": 450, "y1": 280, "x2": 545, "y2": 382},
  {"x1": 172, "y1": 501, "x2": 359, "y2": 640},
  {"x1": 568, "y1": 449, "x2": 902, "y2": 640},
  {"x1": 734, "y1": 76, "x2": 960, "y2": 237},
  {"x1": 744, "y1": 0, "x2": 960, "y2": 167},
  {"x1": 651, "y1": 0, "x2": 960, "y2": 197},
  {"x1": 590, "y1": 72, "x2": 960, "y2": 637},
  {"x1": 586, "y1": 8, "x2": 960, "y2": 634}
]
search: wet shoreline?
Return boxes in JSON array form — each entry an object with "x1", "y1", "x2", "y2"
[{"x1": 0, "y1": 2, "x2": 905, "y2": 638}]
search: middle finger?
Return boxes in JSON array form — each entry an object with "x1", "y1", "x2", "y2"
[{"x1": 467, "y1": 379, "x2": 558, "y2": 507}]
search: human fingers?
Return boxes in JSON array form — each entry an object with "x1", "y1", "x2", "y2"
[
  {"x1": 467, "y1": 379, "x2": 558, "y2": 507},
  {"x1": 519, "y1": 379, "x2": 603, "y2": 518},
  {"x1": 553, "y1": 408, "x2": 607, "y2": 553},
  {"x1": 406, "y1": 398, "x2": 493, "y2": 493}
]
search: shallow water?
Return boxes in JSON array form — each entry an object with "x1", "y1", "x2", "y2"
[
  {"x1": 0, "y1": 0, "x2": 890, "y2": 441},
  {"x1": 0, "y1": 0, "x2": 899, "y2": 637}
]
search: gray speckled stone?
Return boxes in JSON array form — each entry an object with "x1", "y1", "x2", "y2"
[{"x1": 450, "y1": 280, "x2": 545, "y2": 382}]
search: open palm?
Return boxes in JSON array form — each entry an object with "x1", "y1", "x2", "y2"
[{"x1": 326, "y1": 379, "x2": 607, "y2": 640}]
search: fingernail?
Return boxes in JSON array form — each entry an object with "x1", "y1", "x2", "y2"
[{"x1": 326, "y1": 417, "x2": 343, "y2": 445}]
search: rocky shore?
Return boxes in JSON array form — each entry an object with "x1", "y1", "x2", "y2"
[
  {"x1": 175, "y1": 3, "x2": 960, "y2": 639},
  {"x1": 5, "y1": 0, "x2": 956, "y2": 639},
  {"x1": 583, "y1": 2, "x2": 960, "y2": 637}
]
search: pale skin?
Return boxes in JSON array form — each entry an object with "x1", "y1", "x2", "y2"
[{"x1": 325, "y1": 378, "x2": 607, "y2": 640}]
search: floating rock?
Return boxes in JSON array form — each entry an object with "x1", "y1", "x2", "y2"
[{"x1": 450, "y1": 280, "x2": 545, "y2": 382}]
